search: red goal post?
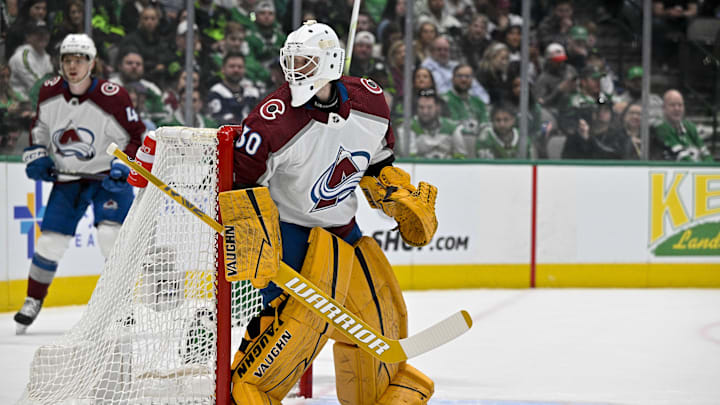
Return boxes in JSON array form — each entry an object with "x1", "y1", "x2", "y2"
[{"x1": 215, "y1": 126, "x2": 313, "y2": 402}]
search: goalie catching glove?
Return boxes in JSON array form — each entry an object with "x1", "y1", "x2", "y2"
[
  {"x1": 218, "y1": 187, "x2": 281, "y2": 289},
  {"x1": 360, "y1": 166, "x2": 438, "y2": 247}
]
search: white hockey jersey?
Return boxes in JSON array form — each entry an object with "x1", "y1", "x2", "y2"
[
  {"x1": 233, "y1": 76, "x2": 395, "y2": 230},
  {"x1": 30, "y1": 77, "x2": 145, "y2": 177}
]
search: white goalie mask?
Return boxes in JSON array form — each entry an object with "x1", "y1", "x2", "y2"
[{"x1": 280, "y1": 20, "x2": 345, "y2": 107}]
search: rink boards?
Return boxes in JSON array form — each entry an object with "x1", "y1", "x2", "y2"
[{"x1": 1, "y1": 159, "x2": 719, "y2": 311}]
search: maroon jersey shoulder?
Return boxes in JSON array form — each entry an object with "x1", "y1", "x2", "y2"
[
  {"x1": 90, "y1": 79, "x2": 145, "y2": 157},
  {"x1": 242, "y1": 83, "x2": 312, "y2": 153},
  {"x1": 341, "y1": 76, "x2": 395, "y2": 151},
  {"x1": 88, "y1": 79, "x2": 134, "y2": 113},
  {"x1": 37, "y1": 76, "x2": 65, "y2": 104},
  {"x1": 234, "y1": 84, "x2": 312, "y2": 185},
  {"x1": 341, "y1": 76, "x2": 391, "y2": 121}
]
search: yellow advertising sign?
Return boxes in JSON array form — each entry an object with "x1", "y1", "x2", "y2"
[{"x1": 650, "y1": 171, "x2": 720, "y2": 256}]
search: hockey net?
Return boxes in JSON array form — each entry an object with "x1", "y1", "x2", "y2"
[{"x1": 16, "y1": 127, "x2": 294, "y2": 404}]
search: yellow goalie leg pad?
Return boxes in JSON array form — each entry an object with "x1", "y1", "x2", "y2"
[
  {"x1": 232, "y1": 381, "x2": 283, "y2": 405},
  {"x1": 219, "y1": 187, "x2": 281, "y2": 288},
  {"x1": 331, "y1": 236, "x2": 434, "y2": 404},
  {"x1": 378, "y1": 363, "x2": 434, "y2": 404},
  {"x1": 231, "y1": 295, "x2": 292, "y2": 404},
  {"x1": 231, "y1": 227, "x2": 354, "y2": 402}
]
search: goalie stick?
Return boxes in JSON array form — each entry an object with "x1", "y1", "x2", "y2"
[
  {"x1": 107, "y1": 142, "x2": 472, "y2": 363},
  {"x1": 343, "y1": 0, "x2": 362, "y2": 75}
]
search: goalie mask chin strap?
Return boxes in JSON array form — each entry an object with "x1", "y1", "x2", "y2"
[{"x1": 310, "y1": 81, "x2": 340, "y2": 112}]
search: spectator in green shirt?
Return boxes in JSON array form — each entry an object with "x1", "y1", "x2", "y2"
[
  {"x1": 0, "y1": 63, "x2": 32, "y2": 153},
  {"x1": 477, "y1": 104, "x2": 535, "y2": 159},
  {"x1": 397, "y1": 89, "x2": 468, "y2": 159},
  {"x1": 229, "y1": 0, "x2": 257, "y2": 32},
  {"x1": 651, "y1": 89, "x2": 713, "y2": 162},
  {"x1": 442, "y1": 64, "x2": 489, "y2": 144},
  {"x1": 246, "y1": 1, "x2": 286, "y2": 65},
  {"x1": 211, "y1": 21, "x2": 269, "y2": 88},
  {"x1": 109, "y1": 48, "x2": 168, "y2": 125}
]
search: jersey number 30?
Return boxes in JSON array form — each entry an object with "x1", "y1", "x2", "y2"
[{"x1": 235, "y1": 125, "x2": 262, "y2": 156}]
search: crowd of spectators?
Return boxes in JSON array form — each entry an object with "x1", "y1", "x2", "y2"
[{"x1": 0, "y1": 0, "x2": 717, "y2": 162}]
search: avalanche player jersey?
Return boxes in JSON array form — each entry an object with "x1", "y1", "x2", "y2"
[
  {"x1": 31, "y1": 77, "x2": 145, "y2": 176},
  {"x1": 234, "y1": 76, "x2": 394, "y2": 229}
]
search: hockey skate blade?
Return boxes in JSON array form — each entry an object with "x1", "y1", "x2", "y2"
[{"x1": 16, "y1": 323, "x2": 29, "y2": 335}]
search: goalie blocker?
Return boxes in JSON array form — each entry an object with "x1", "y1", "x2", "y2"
[{"x1": 219, "y1": 187, "x2": 281, "y2": 289}]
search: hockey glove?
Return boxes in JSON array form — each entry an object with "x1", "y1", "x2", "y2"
[
  {"x1": 23, "y1": 146, "x2": 57, "y2": 182},
  {"x1": 102, "y1": 159, "x2": 131, "y2": 193},
  {"x1": 360, "y1": 166, "x2": 438, "y2": 247}
]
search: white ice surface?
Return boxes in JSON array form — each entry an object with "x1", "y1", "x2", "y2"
[{"x1": 2, "y1": 289, "x2": 720, "y2": 405}]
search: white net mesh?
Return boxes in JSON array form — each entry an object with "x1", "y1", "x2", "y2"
[{"x1": 17, "y1": 127, "x2": 262, "y2": 405}]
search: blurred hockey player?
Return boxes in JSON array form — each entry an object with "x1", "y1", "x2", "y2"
[
  {"x1": 220, "y1": 20, "x2": 438, "y2": 404},
  {"x1": 14, "y1": 34, "x2": 145, "y2": 334}
]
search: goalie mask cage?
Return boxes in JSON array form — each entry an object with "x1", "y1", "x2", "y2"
[{"x1": 17, "y1": 127, "x2": 311, "y2": 405}]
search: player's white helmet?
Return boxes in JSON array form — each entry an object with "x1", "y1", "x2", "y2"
[
  {"x1": 280, "y1": 20, "x2": 345, "y2": 107},
  {"x1": 59, "y1": 34, "x2": 96, "y2": 82},
  {"x1": 60, "y1": 34, "x2": 97, "y2": 61}
]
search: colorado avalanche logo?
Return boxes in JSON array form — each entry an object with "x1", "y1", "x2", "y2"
[
  {"x1": 101, "y1": 82, "x2": 120, "y2": 96},
  {"x1": 51, "y1": 120, "x2": 96, "y2": 160},
  {"x1": 103, "y1": 199, "x2": 119, "y2": 210},
  {"x1": 360, "y1": 78, "x2": 383, "y2": 94},
  {"x1": 310, "y1": 146, "x2": 370, "y2": 212},
  {"x1": 260, "y1": 99, "x2": 285, "y2": 120}
]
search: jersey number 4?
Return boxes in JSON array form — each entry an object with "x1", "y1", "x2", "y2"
[
  {"x1": 235, "y1": 125, "x2": 262, "y2": 156},
  {"x1": 126, "y1": 107, "x2": 140, "y2": 122}
]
